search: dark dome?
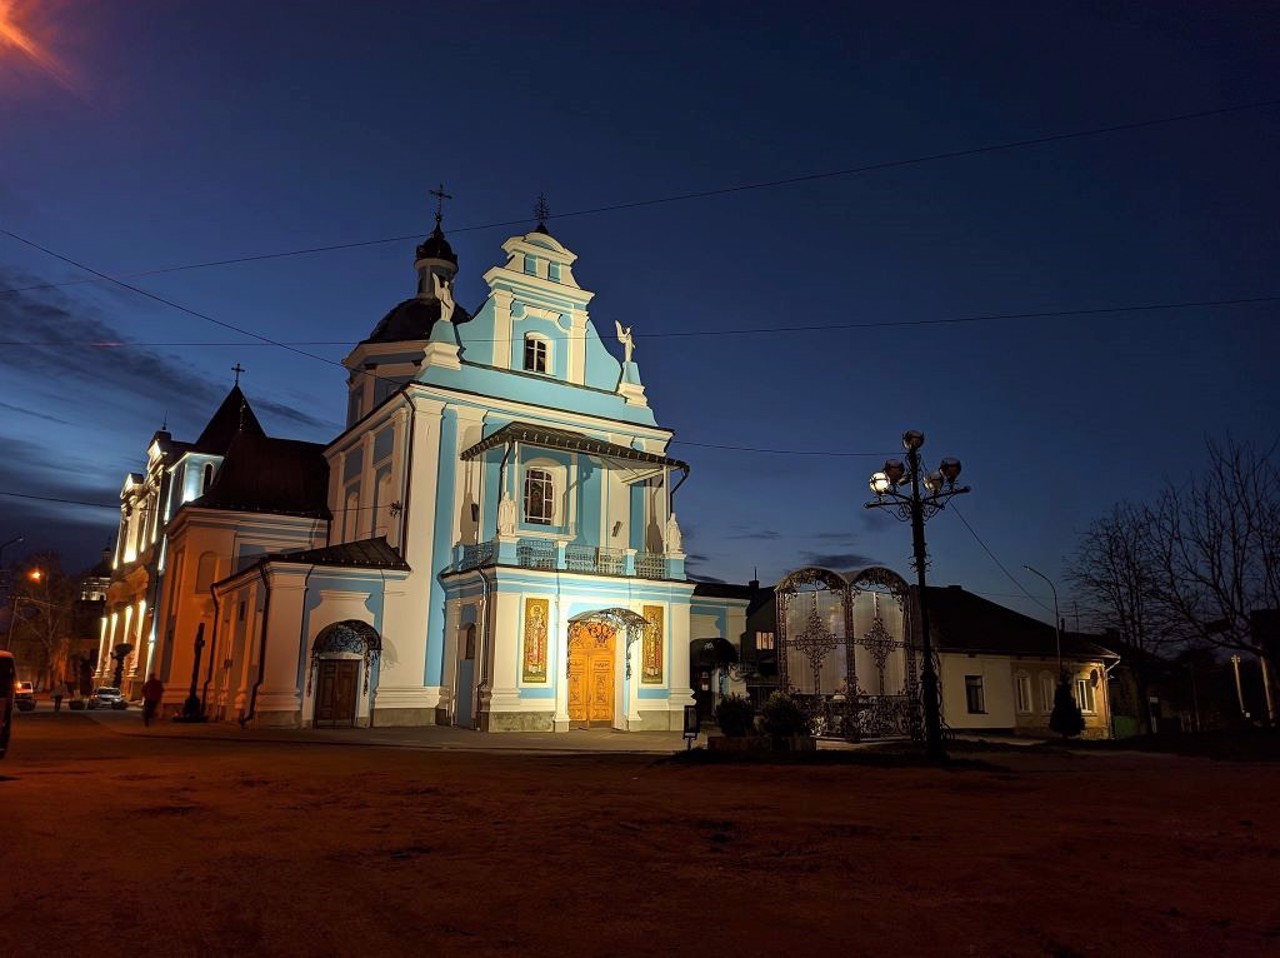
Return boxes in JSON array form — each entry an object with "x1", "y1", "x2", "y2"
[
  {"x1": 416, "y1": 225, "x2": 457, "y2": 266},
  {"x1": 363, "y1": 297, "x2": 472, "y2": 345}
]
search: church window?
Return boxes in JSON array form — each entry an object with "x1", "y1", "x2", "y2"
[
  {"x1": 194, "y1": 551, "x2": 218, "y2": 594},
  {"x1": 523, "y1": 335, "x2": 549, "y2": 374},
  {"x1": 524, "y1": 468, "x2": 554, "y2": 525},
  {"x1": 524, "y1": 254, "x2": 538, "y2": 275},
  {"x1": 202, "y1": 463, "x2": 214, "y2": 494},
  {"x1": 343, "y1": 487, "x2": 360, "y2": 542},
  {"x1": 548, "y1": 263, "x2": 562, "y2": 282}
]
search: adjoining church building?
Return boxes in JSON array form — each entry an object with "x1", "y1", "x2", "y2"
[{"x1": 98, "y1": 211, "x2": 748, "y2": 731}]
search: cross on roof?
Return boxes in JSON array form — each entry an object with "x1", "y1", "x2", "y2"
[
  {"x1": 231, "y1": 363, "x2": 245, "y2": 386},
  {"x1": 534, "y1": 193, "x2": 551, "y2": 228},
  {"x1": 429, "y1": 183, "x2": 453, "y2": 228}
]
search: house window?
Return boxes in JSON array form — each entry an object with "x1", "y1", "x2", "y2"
[
  {"x1": 1015, "y1": 673, "x2": 1032, "y2": 714},
  {"x1": 1041, "y1": 673, "x2": 1056, "y2": 713},
  {"x1": 523, "y1": 468, "x2": 554, "y2": 525},
  {"x1": 964, "y1": 674, "x2": 985, "y2": 714},
  {"x1": 524, "y1": 336, "x2": 548, "y2": 374},
  {"x1": 755, "y1": 631, "x2": 775, "y2": 651},
  {"x1": 1074, "y1": 677, "x2": 1096, "y2": 713}
]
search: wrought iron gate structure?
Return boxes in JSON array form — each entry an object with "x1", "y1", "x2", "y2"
[{"x1": 775, "y1": 565, "x2": 922, "y2": 742}]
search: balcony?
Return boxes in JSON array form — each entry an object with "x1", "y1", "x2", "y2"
[{"x1": 455, "y1": 537, "x2": 682, "y2": 580}]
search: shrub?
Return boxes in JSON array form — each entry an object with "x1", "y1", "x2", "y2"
[
  {"x1": 760, "y1": 691, "x2": 811, "y2": 738},
  {"x1": 1049, "y1": 677, "x2": 1085, "y2": 738},
  {"x1": 714, "y1": 695, "x2": 756, "y2": 737}
]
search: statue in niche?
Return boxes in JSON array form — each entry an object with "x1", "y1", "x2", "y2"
[
  {"x1": 614, "y1": 319, "x2": 635, "y2": 364},
  {"x1": 433, "y1": 272, "x2": 455, "y2": 324},
  {"x1": 497, "y1": 494, "x2": 517, "y2": 536},
  {"x1": 664, "y1": 512, "x2": 683, "y2": 553}
]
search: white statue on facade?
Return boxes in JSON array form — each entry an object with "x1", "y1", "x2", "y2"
[
  {"x1": 664, "y1": 511, "x2": 683, "y2": 553},
  {"x1": 614, "y1": 319, "x2": 635, "y2": 364},
  {"x1": 433, "y1": 272, "x2": 455, "y2": 324},
  {"x1": 497, "y1": 494, "x2": 517, "y2": 537}
]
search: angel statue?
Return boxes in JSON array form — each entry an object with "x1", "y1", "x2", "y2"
[
  {"x1": 614, "y1": 320, "x2": 635, "y2": 363},
  {"x1": 432, "y1": 272, "x2": 456, "y2": 324}
]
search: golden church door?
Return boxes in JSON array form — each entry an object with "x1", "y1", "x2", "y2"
[{"x1": 567, "y1": 622, "x2": 616, "y2": 728}]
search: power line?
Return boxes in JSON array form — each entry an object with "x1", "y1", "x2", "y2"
[
  {"x1": 3, "y1": 96, "x2": 1277, "y2": 299},
  {"x1": 0, "y1": 291, "x2": 1273, "y2": 351},
  {"x1": 949, "y1": 503, "x2": 1053, "y2": 616}
]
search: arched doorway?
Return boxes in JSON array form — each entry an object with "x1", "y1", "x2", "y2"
[
  {"x1": 565, "y1": 608, "x2": 649, "y2": 730},
  {"x1": 309, "y1": 620, "x2": 382, "y2": 728}
]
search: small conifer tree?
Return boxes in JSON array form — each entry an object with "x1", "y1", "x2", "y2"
[{"x1": 1049, "y1": 676, "x2": 1085, "y2": 738}]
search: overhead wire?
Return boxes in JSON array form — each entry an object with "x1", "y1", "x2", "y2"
[
  {"x1": 948, "y1": 503, "x2": 1054, "y2": 615},
  {"x1": 2, "y1": 96, "x2": 1277, "y2": 298}
]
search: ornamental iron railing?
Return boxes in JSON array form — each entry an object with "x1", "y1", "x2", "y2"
[{"x1": 454, "y1": 538, "x2": 672, "y2": 580}]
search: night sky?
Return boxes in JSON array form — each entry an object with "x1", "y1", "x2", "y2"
[{"x1": 2, "y1": 1, "x2": 1277, "y2": 625}]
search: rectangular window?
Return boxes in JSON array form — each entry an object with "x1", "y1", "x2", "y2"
[
  {"x1": 548, "y1": 263, "x2": 562, "y2": 282},
  {"x1": 524, "y1": 255, "x2": 537, "y2": 275},
  {"x1": 1041, "y1": 675, "x2": 1056, "y2": 713},
  {"x1": 1015, "y1": 674, "x2": 1032, "y2": 714},
  {"x1": 523, "y1": 469, "x2": 554, "y2": 525},
  {"x1": 964, "y1": 674, "x2": 985, "y2": 714},
  {"x1": 1074, "y1": 677, "x2": 1096, "y2": 713},
  {"x1": 524, "y1": 337, "x2": 548, "y2": 373},
  {"x1": 755, "y1": 631, "x2": 775, "y2": 651}
]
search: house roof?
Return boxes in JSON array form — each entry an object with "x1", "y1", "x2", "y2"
[
  {"x1": 194, "y1": 432, "x2": 330, "y2": 518},
  {"x1": 191, "y1": 386, "x2": 265, "y2": 454},
  {"x1": 691, "y1": 581, "x2": 755, "y2": 601},
  {"x1": 460, "y1": 421, "x2": 688, "y2": 472},
  {"x1": 270, "y1": 536, "x2": 409, "y2": 571},
  {"x1": 925, "y1": 586, "x2": 1118, "y2": 661}
]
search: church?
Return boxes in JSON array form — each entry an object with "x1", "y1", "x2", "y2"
[{"x1": 98, "y1": 207, "x2": 749, "y2": 731}]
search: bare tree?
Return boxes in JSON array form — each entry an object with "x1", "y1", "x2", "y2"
[
  {"x1": 9, "y1": 553, "x2": 78, "y2": 690},
  {"x1": 1066, "y1": 501, "x2": 1170, "y2": 733},
  {"x1": 1147, "y1": 439, "x2": 1280, "y2": 699}
]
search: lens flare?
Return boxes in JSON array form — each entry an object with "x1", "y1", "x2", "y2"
[{"x1": 0, "y1": 1, "x2": 76, "y2": 91}]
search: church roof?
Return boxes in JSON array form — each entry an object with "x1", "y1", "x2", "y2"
[
  {"x1": 269, "y1": 536, "x2": 410, "y2": 571},
  {"x1": 362, "y1": 297, "x2": 473, "y2": 345},
  {"x1": 194, "y1": 432, "x2": 330, "y2": 518},
  {"x1": 191, "y1": 386, "x2": 265, "y2": 454},
  {"x1": 460, "y1": 421, "x2": 688, "y2": 472},
  {"x1": 415, "y1": 223, "x2": 457, "y2": 265}
]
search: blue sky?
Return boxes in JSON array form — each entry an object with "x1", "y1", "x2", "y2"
[{"x1": 2, "y1": 1, "x2": 1277, "y2": 625}]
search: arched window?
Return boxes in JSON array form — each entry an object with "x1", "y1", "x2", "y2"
[
  {"x1": 194, "y1": 551, "x2": 218, "y2": 593},
  {"x1": 523, "y1": 335, "x2": 549, "y2": 374},
  {"x1": 202, "y1": 463, "x2": 215, "y2": 494},
  {"x1": 343, "y1": 487, "x2": 360, "y2": 542},
  {"x1": 523, "y1": 468, "x2": 554, "y2": 525}
]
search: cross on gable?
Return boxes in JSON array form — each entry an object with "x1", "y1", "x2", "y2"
[{"x1": 231, "y1": 363, "x2": 245, "y2": 386}]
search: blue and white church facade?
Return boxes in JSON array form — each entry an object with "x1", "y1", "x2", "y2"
[{"x1": 116, "y1": 214, "x2": 748, "y2": 731}]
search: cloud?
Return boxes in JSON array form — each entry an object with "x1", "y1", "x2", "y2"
[
  {"x1": 0, "y1": 267, "x2": 333, "y2": 435},
  {"x1": 799, "y1": 551, "x2": 881, "y2": 571},
  {"x1": 0, "y1": 399, "x2": 72, "y2": 426},
  {"x1": 727, "y1": 528, "x2": 781, "y2": 540},
  {"x1": 688, "y1": 573, "x2": 727, "y2": 584}
]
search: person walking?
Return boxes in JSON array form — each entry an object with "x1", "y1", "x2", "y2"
[
  {"x1": 52, "y1": 687, "x2": 64, "y2": 712},
  {"x1": 141, "y1": 673, "x2": 164, "y2": 727}
]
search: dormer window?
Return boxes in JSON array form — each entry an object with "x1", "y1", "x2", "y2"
[
  {"x1": 524, "y1": 468, "x2": 554, "y2": 525},
  {"x1": 523, "y1": 335, "x2": 549, "y2": 374}
]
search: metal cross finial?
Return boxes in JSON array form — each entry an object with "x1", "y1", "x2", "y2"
[
  {"x1": 231, "y1": 363, "x2": 245, "y2": 386},
  {"x1": 534, "y1": 193, "x2": 551, "y2": 228},
  {"x1": 429, "y1": 183, "x2": 453, "y2": 228}
]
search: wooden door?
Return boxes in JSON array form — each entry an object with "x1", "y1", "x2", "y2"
[
  {"x1": 567, "y1": 622, "x2": 615, "y2": 728},
  {"x1": 314, "y1": 659, "x2": 359, "y2": 727}
]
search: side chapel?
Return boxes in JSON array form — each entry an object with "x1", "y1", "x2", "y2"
[{"x1": 98, "y1": 206, "x2": 748, "y2": 731}]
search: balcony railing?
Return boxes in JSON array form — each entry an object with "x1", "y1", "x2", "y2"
[{"x1": 453, "y1": 537, "x2": 680, "y2": 580}]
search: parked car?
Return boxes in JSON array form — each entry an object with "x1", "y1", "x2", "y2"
[
  {"x1": 15, "y1": 681, "x2": 35, "y2": 712},
  {"x1": 88, "y1": 687, "x2": 127, "y2": 710}
]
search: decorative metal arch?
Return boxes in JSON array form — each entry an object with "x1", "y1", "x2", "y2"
[
  {"x1": 567, "y1": 608, "x2": 649, "y2": 679},
  {"x1": 308, "y1": 619, "x2": 382, "y2": 694},
  {"x1": 775, "y1": 565, "x2": 923, "y2": 742}
]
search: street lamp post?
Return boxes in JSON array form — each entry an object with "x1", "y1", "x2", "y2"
[
  {"x1": 1023, "y1": 565, "x2": 1063, "y2": 677},
  {"x1": 866, "y1": 430, "x2": 970, "y2": 763}
]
